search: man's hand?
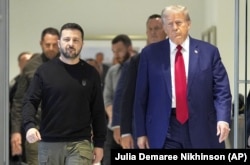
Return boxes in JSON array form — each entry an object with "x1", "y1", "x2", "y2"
[
  {"x1": 26, "y1": 128, "x2": 41, "y2": 143},
  {"x1": 11, "y1": 132, "x2": 22, "y2": 156},
  {"x1": 105, "y1": 105, "x2": 112, "y2": 128},
  {"x1": 137, "y1": 136, "x2": 149, "y2": 149},
  {"x1": 92, "y1": 147, "x2": 103, "y2": 164},
  {"x1": 217, "y1": 121, "x2": 230, "y2": 143},
  {"x1": 113, "y1": 127, "x2": 121, "y2": 145},
  {"x1": 121, "y1": 135, "x2": 134, "y2": 149}
]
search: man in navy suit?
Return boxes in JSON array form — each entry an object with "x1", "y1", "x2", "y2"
[
  {"x1": 134, "y1": 5, "x2": 232, "y2": 149},
  {"x1": 117, "y1": 14, "x2": 167, "y2": 149}
]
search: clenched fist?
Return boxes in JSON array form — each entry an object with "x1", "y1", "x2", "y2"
[{"x1": 26, "y1": 128, "x2": 41, "y2": 143}]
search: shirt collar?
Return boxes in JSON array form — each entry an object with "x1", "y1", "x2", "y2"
[{"x1": 169, "y1": 36, "x2": 190, "y2": 53}]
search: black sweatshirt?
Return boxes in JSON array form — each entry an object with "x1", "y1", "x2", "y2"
[{"x1": 22, "y1": 57, "x2": 107, "y2": 148}]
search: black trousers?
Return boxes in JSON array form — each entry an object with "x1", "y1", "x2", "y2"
[{"x1": 102, "y1": 128, "x2": 122, "y2": 165}]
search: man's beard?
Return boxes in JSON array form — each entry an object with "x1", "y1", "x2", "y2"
[
  {"x1": 60, "y1": 47, "x2": 79, "y2": 59},
  {"x1": 119, "y1": 51, "x2": 130, "y2": 64}
]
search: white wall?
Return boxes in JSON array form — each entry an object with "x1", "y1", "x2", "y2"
[
  {"x1": 206, "y1": 0, "x2": 236, "y2": 97},
  {"x1": 9, "y1": 0, "x2": 205, "y2": 81}
]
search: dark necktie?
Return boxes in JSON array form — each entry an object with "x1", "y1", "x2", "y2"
[{"x1": 175, "y1": 45, "x2": 189, "y2": 124}]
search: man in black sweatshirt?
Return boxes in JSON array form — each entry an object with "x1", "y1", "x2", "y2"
[{"x1": 22, "y1": 23, "x2": 106, "y2": 165}]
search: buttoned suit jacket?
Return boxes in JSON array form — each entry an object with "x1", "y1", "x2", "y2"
[{"x1": 134, "y1": 37, "x2": 232, "y2": 148}]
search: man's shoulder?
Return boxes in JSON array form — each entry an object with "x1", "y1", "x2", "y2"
[
  {"x1": 142, "y1": 39, "x2": 168, "y2": 52},
  {"x1": 23, "y1": 53, "x2": 43, "y2": 70},
  {"x1": 105, "y1": 64, "x2": 120, "y2": 78},
  {"x1": 21, "y1": 54, "x2": 42, "y2": 75},
  {"x1": 9, "y1": 74, "x2": 20, "y2": 88},
  {"x1": 121, "y1": 58, "x2": 131, "y2": 69},
  {"x1": 108, "y1": 64, "x2": 120, "y2": 71},
  {"x1": 29, "y1": 53, "x2": 42, "y2": 62},
  {"x1": 190, "y1": 37, "x2": 217, "y2": 49}
]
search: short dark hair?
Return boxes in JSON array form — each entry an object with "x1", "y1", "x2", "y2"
[
  {"x1": 146, "y1": 14, "x2": 161, "y2": 24},
  {"x1": 148, "y1": 14, "x2": 161, "y2": 20},
  {"x1": 41, "y1": 27, "x2": 59, "y2": 41},
  {"x1": 112, "y1": 34, "x2": 132, "y2": 47},
  {"x1": 60, "y1": 23, "x2": 84, "y2": 40}
]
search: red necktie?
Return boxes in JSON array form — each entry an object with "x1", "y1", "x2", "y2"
[{"x1": 175, "y1": 45, "x2": 189, "y2": 124}]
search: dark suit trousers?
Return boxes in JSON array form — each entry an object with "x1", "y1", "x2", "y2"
[{"x1": 164, "y1": 109, "x2": 192, "y2": 149}]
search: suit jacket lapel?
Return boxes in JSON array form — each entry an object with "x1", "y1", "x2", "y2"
[
  {"x1": 160, "y1": 40, "x2": 172, "y2": 99},
  {"x1": 188, "y1": 39, "x2": 199, "y2": 94}
]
